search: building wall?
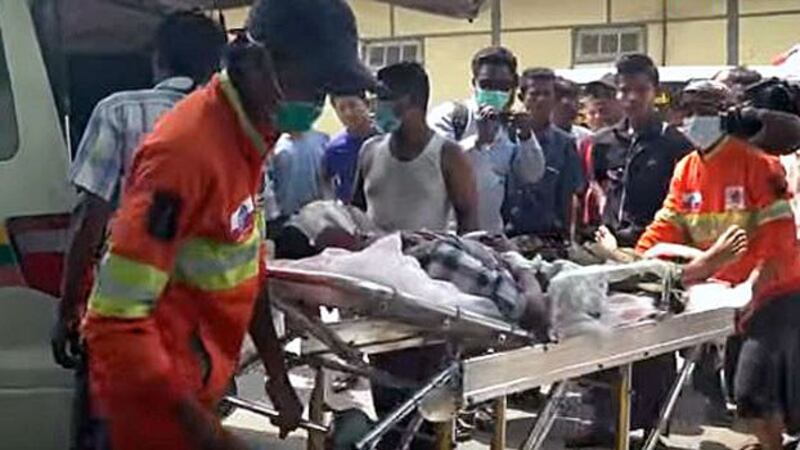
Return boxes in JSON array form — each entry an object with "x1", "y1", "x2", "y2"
[{"x1": 223, "y1": 0, "x2": 800, "y2": 134}]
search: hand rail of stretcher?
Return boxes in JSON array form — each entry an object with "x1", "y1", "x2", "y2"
[
  {"x1": 266, "y1": 266, "x2": 534, "y2": 340},
  {"x1": 459, "y1": 306, "x2": 737, "y2": 404}
]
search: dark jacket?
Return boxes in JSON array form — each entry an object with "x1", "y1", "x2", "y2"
[
  {"x1": 592, "y1": 117, "x2": 692, "y2": 246},
  {"x1": 505, "y1": 124, "x2": 585, "y2": 237}
]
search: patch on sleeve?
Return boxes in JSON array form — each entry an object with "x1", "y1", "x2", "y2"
[
  {"x1": 147, "y1": 191, "x2": 183, "y2": 241},
  {"x1": 724, "y1": 186, "x2": 746, "y2": 211}
]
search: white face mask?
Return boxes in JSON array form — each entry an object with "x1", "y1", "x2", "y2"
[{"x1": 681, "y1": 115, "x2": 724, "y2": 151}]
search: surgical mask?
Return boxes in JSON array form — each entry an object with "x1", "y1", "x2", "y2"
[
  {"x1": 375, "y1": 100, "x2": 402, "y2": 133},
  {"x1": 275, "y1": 101, "x2": 323, "y2": 133},
  {"x1": 681, "y1": 115, "x2": 724, "y2": 151},
  {"x1": 474, "y1": 88, "x2": 511, "y2": 110}
]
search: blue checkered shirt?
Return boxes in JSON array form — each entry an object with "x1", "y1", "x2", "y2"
[{"x1": 68, "y1": 77, "x2": 195, "y2": 207}]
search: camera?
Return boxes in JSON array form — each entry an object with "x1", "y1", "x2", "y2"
[{"x1": 720, "y1": 78, "x2": 800, "y2": 138}]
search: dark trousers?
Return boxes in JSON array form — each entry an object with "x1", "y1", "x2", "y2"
[
  {"x1": 370, "y1": 346, "x2": 447, "y2": 450},
  {"x1": 588, "y1": 353, "x2": 677, "y2": 433}
]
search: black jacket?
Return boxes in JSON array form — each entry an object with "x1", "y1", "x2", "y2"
[{"x1": 592, "y1": 117, "x2": 692, "y2": 246}]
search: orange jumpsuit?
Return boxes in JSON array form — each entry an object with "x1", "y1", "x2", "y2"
[
  {"x1": 82, "y1": 73, "x2": 276, "y2": 450},
  {"x1": 636, "y1": 137, "x2": 800, "y2": 323}
]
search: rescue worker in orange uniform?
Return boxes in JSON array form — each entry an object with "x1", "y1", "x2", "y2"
[
  {"x1": 81, "y1": 1, "x2": 376, "y2": 449},
  {"x1": 636, "y1": 81, "x2": 800, "y2": 450}
]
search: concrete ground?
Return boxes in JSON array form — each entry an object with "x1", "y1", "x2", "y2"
[{"x1": 224, "y1": 366, "x2": 762, "y2": 450}]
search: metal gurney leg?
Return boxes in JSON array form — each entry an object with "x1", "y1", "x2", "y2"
[
  {"x1": 615, "y1": 364, "x2": 632, "y2": 450},
  {"x1": 518, "y1": 382, "x2": 568, "y2": 450},
  {"x1": 642, "y1": 347, "x2": 701, "y2": 450},
  {"x1": 355, "y1": 363, "x2": 459, "y2": 450}
]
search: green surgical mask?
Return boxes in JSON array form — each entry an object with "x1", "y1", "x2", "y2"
[
  {"x1": 275, "y1": 101, "x2": 323, "y2": 133},
  {"x1": 474, "y1": 88, "x2": 511, "y2": 110},
  {"x1": 375, "y1": 100, "x2": 402, "y2": 133}
]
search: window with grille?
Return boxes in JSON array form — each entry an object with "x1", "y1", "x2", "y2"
[
  {"x1": 362, "y1": 40, "x2": 423, "y2": 71},
  {"x1": 0, "y1": 28, "x2": 19, "y2": 161},
  {"x1": 574, "y1": 26, "x2": 646, "y2": 65}
]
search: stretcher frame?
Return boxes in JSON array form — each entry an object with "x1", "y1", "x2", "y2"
[{"x1": 242, "y1": 265, "x2": 737, "y2": 450}]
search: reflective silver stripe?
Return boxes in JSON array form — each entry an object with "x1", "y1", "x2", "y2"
[
  {"x1": 176, "y1": 241, "x2": 259, "y2": 277},
  {"x1": 12, "y1": 229, "x2": 69, "y2": 254}
]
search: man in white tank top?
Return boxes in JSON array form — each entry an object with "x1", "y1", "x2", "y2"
[{"x1": 352, "y1": 62, "x2": 478, "y2": 234}]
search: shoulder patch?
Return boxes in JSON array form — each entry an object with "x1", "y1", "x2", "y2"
[{"x1": 147, "y1": 191, "x2": 183, "y2": 241}]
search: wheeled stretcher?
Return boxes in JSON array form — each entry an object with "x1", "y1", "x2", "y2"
[{"x1": 226, "y1": 261, "x2": 738, "y2": 450}]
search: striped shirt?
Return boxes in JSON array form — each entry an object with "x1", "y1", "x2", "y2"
[{"x1": 69, "y1": 77, "x2": 195, "y2": 207}]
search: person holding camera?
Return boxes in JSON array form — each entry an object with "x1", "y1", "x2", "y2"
[
  {"x1": 636, "y1": 80, "x2": 800, "y2": 450},
  {"x1": 428, "y1": 46, "x2": 545, "y2": 234},
  {"x1": 503, "y1": 67, "x2": 586, "y2": 238}
]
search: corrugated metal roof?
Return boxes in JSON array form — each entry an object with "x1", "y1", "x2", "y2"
[{"x1": 57, "y1": 0, "x2": 487, "y2": 53}]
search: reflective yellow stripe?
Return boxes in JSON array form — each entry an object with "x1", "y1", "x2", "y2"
[
  {"x1": 683, "y1": 210, "x2": 755, "y2": 245},
  {"x1": 756, "y1": 200, "x2": 794, "y2": 227},
  {"x1": 654, "y1": 208, "x2": 684, "y2": 226},
  {"x1": 219, "y1": 70, "x2": 268, "y2": 157},
  {"x1": 175, "y1": 228, "x2": 260, "y2": 291},
  {"x1": 88, "y1": 253, "x2": 169, "y2": 318},
  {"x1": 89, "y1": 294, "x2": 155, "y2": 319}
]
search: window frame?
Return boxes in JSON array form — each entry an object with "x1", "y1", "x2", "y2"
[
  {"x1": 572, "y1": 25, "x2": 647, "y2": 67},
  {"x1": 0, "y1": 26, "x2": 20, "y2": 162},
  {"x1": 361, "y1": 38, "x2": 425, "y2": 72}
]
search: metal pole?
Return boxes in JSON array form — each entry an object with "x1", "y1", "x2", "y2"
[
  {"x1": 519, "y1": 382, "x2": 568, "y2": 450},
  {"x1": 615, "y1": 364, "x2": 633, "y2": 450},
  {"x1": 643, "y1": 349, "x2": 699, "y2": 450},
  {"x1": 491, "y1": 396, "x2": 508, "y2": 450},
  {"x1": 661, "y1": 0, "x2": 668, "y2": 65},
  {"x1": 308, "y1": 368, "x2": 326, "y2": 450},
  {"x1": 727, "y1": 0, "x2": 740, "y2": 65},
  {"x1": 221, "y1": 396, "x2": 329, "y2": 434},
  {"x1": 491, "y1": 0, "x2": 501, "y2": 46},
  {"x1": 356, "y1": 363, "x2": 458, "y2": 450}
]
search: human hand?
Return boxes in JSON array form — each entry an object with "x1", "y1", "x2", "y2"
[
  {"x1": 510, "y1": 111, "x2": 535, "y2": 141},
  {"x1": 265, "y1": 377, "x2": 303, "y2": 438},
  {"x1": 708, "y1": 225, "x2": 748, "y2": 265},
  {"x1": 475, "y1": 105, "x2": 501, "y2": 147},
  {"x1": 51, "y1": 308, "x2": 82, "y2": 369},
  {"x1": 594, "y1": 226, "x2": 618, "y2": 252}
]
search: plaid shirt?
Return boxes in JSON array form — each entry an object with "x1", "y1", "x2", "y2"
[
  {"x1": 423, "y1": 236, "x2": 524, "y2": 320},
  {"x1": 69, "y1": 77, "x2": 194, "y2": 207}
]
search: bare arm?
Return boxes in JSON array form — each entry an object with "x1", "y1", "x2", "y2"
[
  {"x1": 52, "y1": 192, "x2": 112, "y2": 368},
  {"x1": 351, "y1": 139, "x2": 376, "y2": 211},
  {"x1": 441, "y1": 141, "x2": 479, "y2": 234},
  {"x1": 248, "y1": 288, "x2": 303, "y2": 437}
]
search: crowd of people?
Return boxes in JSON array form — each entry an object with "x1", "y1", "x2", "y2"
[{"x1": 49, "y1": 1, "x2": 800, "y2": 449}]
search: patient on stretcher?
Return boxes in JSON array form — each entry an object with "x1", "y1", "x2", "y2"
[{"x1": 271, "y1": 201, "x2": 673, "y2": 340}]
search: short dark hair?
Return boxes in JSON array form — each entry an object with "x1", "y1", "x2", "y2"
[
  {"x1": 615, "y1": 53, "x2": 659, "y2": 86},
  {"x1": 471, "y1": 46, "x2": 518, "y2": 78},
  {"x1": 555, "y1": 77, "x2": 581, "y2": 100},
  {"x1": 521, "y1": 67, "x2": 557, "y2": 83},
  {"x1": 377, "y1": 62, "x2": 430, "y2": 109},
  {"x1": 331, "y1": 91, "x2": 367, "y2": 105},
  {"x1": 724, "y1": 66, "x2": 763, "y2": 88},
  {"x1": 155, "y1": 11, "x2": 227, "y2": 84}
]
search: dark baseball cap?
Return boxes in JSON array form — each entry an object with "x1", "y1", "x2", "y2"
[
  {"x1": 584, "y1": 73, "x2": 617, "y2": 98},
  {"x1": 247, "y1": 0, "x2": 377, "y2": 95}
]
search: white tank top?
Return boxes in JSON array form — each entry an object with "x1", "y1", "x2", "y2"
[{"x1": 364, "y1": 133, "x2": 452, "y2": 232}]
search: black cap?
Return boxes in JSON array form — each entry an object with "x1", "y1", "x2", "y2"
[
  {"x1": 247, "y1": 0, "x2": 376, "y2": 95},
  {"x1": 584, "y1": 73, "x2": 617, "y2": 98}
]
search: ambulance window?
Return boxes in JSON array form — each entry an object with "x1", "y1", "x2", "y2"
[{"x1": 0, "y1": 29, "x2": 19, "y2": 161}]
